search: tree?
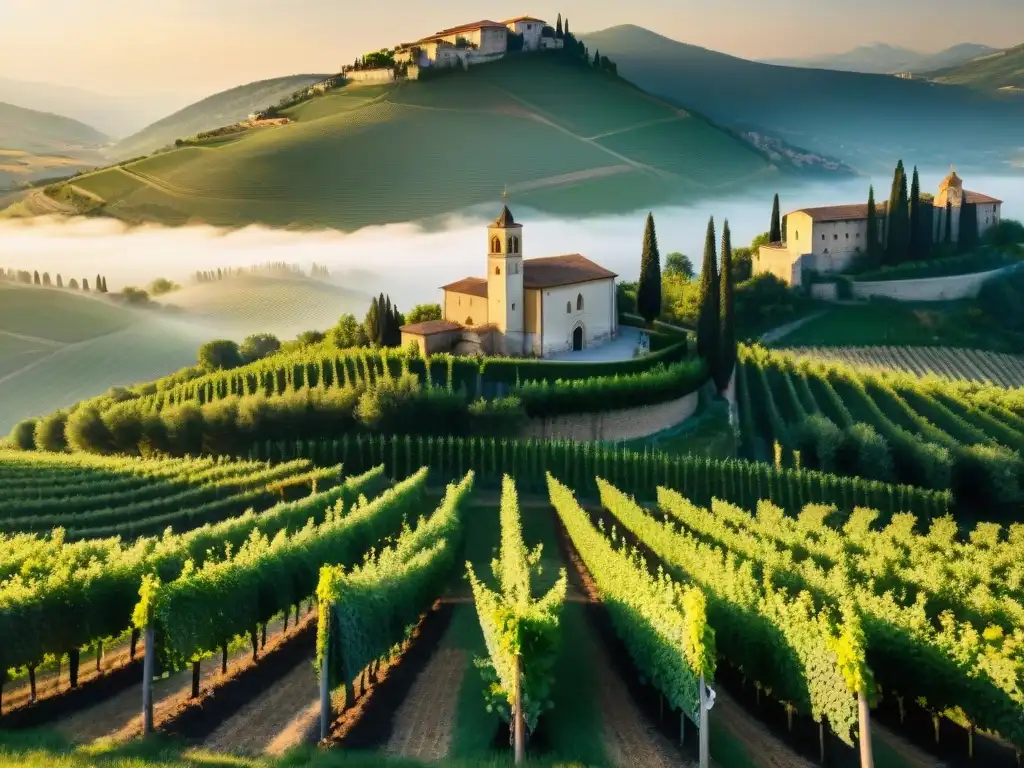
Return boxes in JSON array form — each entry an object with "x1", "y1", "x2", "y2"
[
  {"x1": 593, "y1": 49, "x2": 600, "y2": 67},
  {"x1": 198, "y1": 340, "x2": 243, "y2": 372},
  {"x1": 885, "y1": 160, "x2": 909, "y2": 264},
  {"x1": 149, "y1": 277, "x2": 180, "y2": 296},
  {"x1": 121, "y1": 287, "x2": 150, "y2": 305},
  {"x1": 944, "y1": 198, "x2": 953, "y2": 245},
  {"x1": 42, "y1": 273, "x2": 51, "y2": 286},
  {"x1": 636, "y1": 213, "x2": 662, "y2": 325},
  {"x1": 959, "y1": 201, "x2": 978, "y2": 253},
  {"x1": 69, "y1": 278, "x2": 79, "y2": 290},
  {"x1": 56, "y1": 274, "x2": 63, "y2": 288},
  {"x1": 240, "y1": 333, "x2": 281, "y2": 362},
  {"x1": 100, "y1": 276, "x2": 108, "y2": 293},
  {"x1": 95, "y1": 274, "x2": 102, "y2": 292},
  {"x1": 769, "y1": 193, "x2": 782, "y2": 243},
  {"x1": 696, "y1": 216, "x2": 720, "y2": 365},
  {"x1": 405, "y1": 303, "x2": 442, "y2": 325},
  {"x1": 33, "y1": 271, "x2": 40, "y2": 285},
  {"x1": 556, "y1": 13, "x2": 563, "y2": 36},
  {"x1": 865, "y1": 185, "x2": 879, "y2": 266},
  {"x1": 296, "y1": 330, "x2": 326, "y2": 346},
  {"x1": 332, "y1": 313, "x2": 368, "y2": 349},
  {"x1": 664, "y1": 252, "x2": 694, "y2": 281},
  {"x1": 908, "y1": 166, "x2": 922, "y2": 261},
  {"x1": 82, "y1": 278, "x2": 89, "y2": 291},
  {"x1": 716, "y1": 220, "x2": 736, "y2": 393},
  {"x1": 564, "y1": 17, "x2": 570, "y2": 35}
]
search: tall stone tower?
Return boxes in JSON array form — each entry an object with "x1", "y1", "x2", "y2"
[
  {"x1": 486, "y1": 204, "x2": 524, "y2": 355},
  {"x1": 935, "y1": 167, "x2": 965, "y2": 242}
]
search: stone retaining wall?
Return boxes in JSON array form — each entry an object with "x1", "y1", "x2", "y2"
[
  {"x1": 851, "y1": 262, "x2": 1020, "y2": 301},
  {"x1": 521, "y1": 390, "x2": 700, "y2": 442}
]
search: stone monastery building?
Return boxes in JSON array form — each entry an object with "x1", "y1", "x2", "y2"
[
  {"x1": 755, "y1": 170, "x2": 1003, "y2": 286},
  {"x1": 401, "y1": 206, "x2": 618, "y2": 358},
  {"x1": 394, "y1": 16, "x2": 564, "y2": 70}
]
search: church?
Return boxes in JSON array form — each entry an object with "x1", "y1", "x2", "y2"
[
  {"x1": 400, "y1": 205, "x2": 618, "y2": 358},
  {"x1": 755, "y1": 169, "x2": 1003, "y2": 286}
]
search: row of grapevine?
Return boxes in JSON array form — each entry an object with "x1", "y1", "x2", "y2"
[
  {"x1": 135, "y1": 468, "x2": 431, "y2": 674},
  {"x1": 317, "y1": 471, "x2": 475, "y2": 724},
  {"x1": 467, "y1": 476, "x2": 567, "y2": 747},
  {"x1": 546, "y1": 474, "x2": 713, "y2": 725},
  {"x1": 0, "y1": 467, "x2": 392, "y2": 696},
  {"x1": 247, "y1": 434, "x2": 952, "y2": 522},
  {"x1": 597, "y1": 479, "x2": 862, "y2": 745},
  {"x1": 654, "y1": 487, "x2": 1024, "y2": 749},
  {"x1": 784, "y1": 346, "x2": 1024, "y2": 389}
]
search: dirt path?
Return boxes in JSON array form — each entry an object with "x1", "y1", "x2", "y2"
[
  {"x1": 759, "y1": 311, "x2": 828, "y2": 345},
  {"x1": 871, "y1": 722, "x2": 942, "y2": 768},
  {"x1": 0, "y1": 330, "x2": 66, "y2": 347},
  {"x1": 53, "y1": 616, "x2": 293, "y2": 744},
  {"x1": 0, "y1": 329, "x2": 124, "y2": 387},
  {"x1": 203, "y1": 652, "x2": 320, "y2": 757},
  {"x1": 711, "y1": 688, "x2": 816, "y2": 768},
  {"x1": 382, "y1": 647, "x2": 466, "y2": 762}
]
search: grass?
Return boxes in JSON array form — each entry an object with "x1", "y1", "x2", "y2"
[
  {"x1": 0, "y1": 333, "x2": 52, "y2": 377},
  {"x1": 51, "y1": 55, "x2": 773, "y2": 232},
  {"x1": 771, "y1": 299, "x2": 1024, "y2": 352},
  {"x1": 0, "y1": 283, "x2": 133, "y2": 343}
]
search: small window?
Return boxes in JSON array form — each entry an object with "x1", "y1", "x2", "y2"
[
  {"x1": 465, "y1": 316, "x2": 473, "y2": 325},
  {"x1": 495, "y1": 266, "x2": 501, "y2": 275},
  {"x1": 566, "y1": 301, "x2": 571, "y2": 313},
  {"x1": 795, "y1": 230, "x2": 799, "y2": 240},
  {"x1": 856, "y1": 232, "x2": 860, "y2": 238},
  {"x1": 821, "y1": 234, "x2": 825, "y2": 241},
  {"x1": 490, "y1": 236, "x2": 501, "y2": 254},
  {"x1": 511, "y1": 302, "x2": 516, "y2": 311},
  {"x1": 833, "y1": 234, "x2": 838, "y2": 241},
  {"x1": 576, "y1": 293, "x2": 584, "y2": 311},
  {"x1": 845, "y1": 233, "x2": 849, "y2": 239}
]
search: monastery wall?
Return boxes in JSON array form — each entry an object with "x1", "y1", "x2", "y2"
[{"x1": 521, "y1": 389, "x2": 700, "y2": 442}]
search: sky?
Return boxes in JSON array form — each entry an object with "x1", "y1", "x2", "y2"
[{"x1": 1, "y1": 0, "x2": 1022, "y2": 103}]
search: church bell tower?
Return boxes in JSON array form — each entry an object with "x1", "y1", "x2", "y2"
[{"x1": 486, "y1": 200, "x2": 524, "y2": 355}]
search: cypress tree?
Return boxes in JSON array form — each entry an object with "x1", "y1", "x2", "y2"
[
  {"x1": 95, "y1": 274, "x2": 101, "y2": 292},
  {"x1": 865, "y1": 186, "x2": 879, "y2": 264},
  {"x1": 636, "y1": 212, "x2": 662, "y2": 325},
  {"x1": 959, "y1": 200, "x2": 978, "y2": 253},
  {"x1": 884, "y1": 160, "x2": 904, "y2": 262},
  {"x1": 82, "y1": 278, "x2": 89, "y2": 291},
  {"x1": 56, "y1": 274, "x2": 63, "y2": 288},
  {"x1": 33, "y1": 271, "x2": 40, "y2": 285},
  {"x1": 593, "y1": 49, "x2": 600, "y2": 67},
  {"x1": 42, "y1": 273, "x2": 51, "y2": 286},
  {"x1": 908, "y1": 166, "x2": 921, "y2": 261},
  {"x1": 716, "y1": 220, "x2": 736, "y2": 393},
  {"x1": 769, "y1": 193, "x2": 782, "y2": 243},
  {"x1": 556, "y1": 13, "x2": 563, "y2": 36},
  {"x1": 944, "y1": 198, "x2": 953, "y2": 245},
  {"x1": 696, "y1": 217, "x2": 720, "y2": 365},
  {"x1": 564, "y1": 17, "x2": 570, "y2": 35},
  {"x1": 886, "y1": 163, "x2": 909, "y2": 264}
]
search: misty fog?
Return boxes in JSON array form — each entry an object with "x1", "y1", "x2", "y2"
[{"x1": 1, "y1": 171, "x2": 1020, "y2": 312}]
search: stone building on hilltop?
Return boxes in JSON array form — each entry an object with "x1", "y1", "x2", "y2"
[
  {"x1": 392, "y1": 16, "x2": 563, "y2": 72},
  {"x1": 401, "y1": 205, "x2": 618, "y2": 357},
  {"x1": 755, "y1": 169, "x2": 1003, "y2": 286}
]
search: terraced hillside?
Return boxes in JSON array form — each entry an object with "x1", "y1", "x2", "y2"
[
  {"x1": 45, "y1": 56, "x2": 774, "y2": 231},
  {"x1": 783, "y1": 345, "x2": 1024, "y2": 388}
]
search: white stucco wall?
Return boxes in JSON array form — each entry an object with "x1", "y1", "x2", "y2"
[
  {"x1": 852, "y1": 262, "x2": 1021, "y2": 302},
  {"x1": 933, "y1": 201, "x2": 1002, "y2": 243},
  {"x1": 345, "y1": 68, "x2": 394, "y2": 84},
  {"x1": 509, "y1": 20, "x2": 544, "y2": 50},
  {"x1": 539, "y1": 279, "x2": 616, "y2": 355}
]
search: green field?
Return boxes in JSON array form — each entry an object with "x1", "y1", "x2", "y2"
[
  {"x1": 926, "y1": 43, "x2": 1024, "y2": 91},
  {"x1": 54, "y1": 56, "x2": 773, "y2": 231},
  {"x1": 0, "y1": 283, "x2": 133, "y2": 342},
  {"x1": 0, "y1": 334, "x2": 53, "y2": 378}
]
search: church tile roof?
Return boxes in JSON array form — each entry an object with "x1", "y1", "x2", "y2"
[
  {"x1": 441, "y1": 277, "x2": 488, "y2": 297},
  {"x1": 503, "y1": 16, "x2": 547, "y2": 24},
  {"x1": 522, "y1": 254, "x2": 617, "y2": 288},
  {"x1": 940, "y1": 170, "x2": 963, "y2": 189},
  {"x1": 494, "y1": 205, "x2": 517, "y2": 227},
  {"x1": 400, "y1": 319, "x2": 464, "y2": 336},
  {"x1": 964, "y1": 190, "x2": 1002, "y2": 204}
]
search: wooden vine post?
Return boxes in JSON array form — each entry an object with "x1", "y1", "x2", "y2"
[
  {"x1": 513, "y1": 652, "x2": 525, "y2": 764},
  {"x1": 858, "y1": 691, "x2": 874, "y2": 768},
  {"x1": 142, "y1": 607, "x2": 155, "y2": 736},
  {"x1": 319, "y1": 603, "x2": 331, "y2": 743},
  {"x1": 699, "y1": 673, "x2": 715, "y2": 768}
]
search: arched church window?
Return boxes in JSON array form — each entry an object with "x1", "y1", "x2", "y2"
[
  {"x1": 566, "y1": 301, "x2": 571, "y2": 313},
  {"x1": 495, "y1": 266, "x2": 501, "y2": 275},
  {"x1": 466, "y1": 316, "x2": 473, "y2": 325},
  {"x1": 509, "y1": 236, "x2": 519, "y2": 253},
  {"x1": 576, "y1": 293, "x2": 584, "y2": 311},
  {"x1": 491, "y1": 236, "x2": 501, "y2": 254}
]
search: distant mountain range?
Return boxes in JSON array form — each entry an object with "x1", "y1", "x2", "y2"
[
  {"x1": 763, "y1": 42, "x2": 1000, "y2": 74},
  {"x1": 925, "y1": 42, "x2": 1024, "y2": 92},
  {"x1": 0, "y1": 101, "x2": 108, "y2": 154},
  {"x1": 111, "y1": 75, "x2": 329, "y2": 158},
  {"x1": 581, "y1": 25, "x2": 1024, "y2": 172}
]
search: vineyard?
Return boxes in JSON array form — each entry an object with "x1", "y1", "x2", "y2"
[
  {"x1": 783, "y1": 345, "x2": 1024, "y2": 388},
  {"x1": 736, "y1": 344, "x2": 1024, "y2": 516},
  {"x1": 1, "y1": 443, "x2": 1020, "y2": 767}
]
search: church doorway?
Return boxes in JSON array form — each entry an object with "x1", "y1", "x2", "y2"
[{"x1": 572, "y1": 325, "x2": 584, "y2": 351}]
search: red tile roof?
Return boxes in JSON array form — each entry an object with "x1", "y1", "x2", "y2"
[
  {"x1": 964, "y1": 190, "x2": 1003, "y2": 205},
  {"x1": 789, "y1": 203, "x2": 888, "y2": 222},
  {"x1": 431, "y1": 20, "x2": 507, "y2": 36},
  {"x1": 441, "y1": 277, "x2": 488, "y2": 298},
  {"x1": 400, "y1": 319, "x2": 463, "y2": 336},
  {"x1": 523, "y1": 254, "x2": 617, "y2": 288},
  {"x1": 503, "y1": 16, "x2": 546, "y2": 24}
]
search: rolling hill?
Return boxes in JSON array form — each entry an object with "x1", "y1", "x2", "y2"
[
  {"x1": 0, "y1": 101, "x2": 108, "y2": 154},
  {"x1": 765, "y1": 42, "x2": 998, "y2": 74},
  {"x1": 112, "y1": 74, "x2": 330, "y2": 158},
  {"x1": 160, "y1": 274, "x2": 371, "y2": 338},
  {"x1": 0, "y1": 282, "x2": 213, "y2": 432},
  {"x1": 31, "y1": 55, "x2": 782, "y2": 231},
  {"x1": 924, "y1": 42, "x2": 1024, "y2": 92},
  {"x1": 580, "y1": 25, "x2": 1024, "y2": 172}
]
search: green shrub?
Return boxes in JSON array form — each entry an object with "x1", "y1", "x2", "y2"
[
  {"x1": 7, "y1": 419, "x2": 38, "y2": 450},
  {"x1": 852, "y1": 249, "x2": 1018, "y2": 282},
  {"x1": 793, "y1": 414, "x2": 843, "y2": 472},
  {"x1": 481, "y1": 340, "x2": 688, "y2": 386},
  {"x1": 65, "y1": 407, "x2": 115, "y2": 454},
  {"x1": 468, "y1": 396, "x2": 526, "y2": 437},
  {"x1": 838, "y1": 423, "x2": 893, "y2": 483}
]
